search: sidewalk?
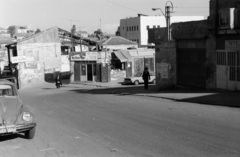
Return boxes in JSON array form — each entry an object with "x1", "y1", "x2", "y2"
[{"x1": 68, "y1": 80, "x2": 240, "y2": 108}]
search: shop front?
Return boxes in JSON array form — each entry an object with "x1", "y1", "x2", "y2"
[{"x1": 71, "y1": 52, "x2": 98, "y2": 82}]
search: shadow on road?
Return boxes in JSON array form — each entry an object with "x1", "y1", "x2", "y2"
[
  {"x1": 69, "y1": 85, "x2": 240, "y2": 108},
  {"x1": 0, "y1": 134, "x2": 26, "y2": 142}
]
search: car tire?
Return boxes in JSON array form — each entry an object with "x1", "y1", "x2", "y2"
[
  {"x1": 25, "y1": 127, "x2": 36, "y2": 139},
  {"x1": 134, "y1": 80, "x2": 139, "y2": 85},
  {"x1": 152, "y1": 79, "x2": 156, "y2": 84}
]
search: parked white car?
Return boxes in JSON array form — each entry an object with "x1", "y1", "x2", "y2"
[{"x1": 124, "y1": 73, "x2": 156, "y2": 85}]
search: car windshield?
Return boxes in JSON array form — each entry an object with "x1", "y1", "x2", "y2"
[{"x1": 0, "y1": 85, "x2": 16, "y2": 97}]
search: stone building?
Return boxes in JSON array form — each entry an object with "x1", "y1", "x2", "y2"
[{"x1": 149, "y1": 0, "x2": 240, "y2": 90}]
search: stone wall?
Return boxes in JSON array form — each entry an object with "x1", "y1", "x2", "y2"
[
  {"x1": 16, "y1": 27, "x2": 61, "y2": 88},
  {"x1": 155, "y1": 42, "x2": 176, "y2": 89},
  {"x1": 172, "y1": 20, "x2": 210, "y2": 39}
]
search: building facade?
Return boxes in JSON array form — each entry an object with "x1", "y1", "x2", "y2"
[
  {"x1": 120, "y1": 14, "x2": 204, "y2": 47},
  {"x1": 149, "y1": 0, "x2": 240, "y2": 91}
]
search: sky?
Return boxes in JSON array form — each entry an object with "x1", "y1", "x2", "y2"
[{"x1": 0, "y1": 0, "x2": 209, "y2": 34}]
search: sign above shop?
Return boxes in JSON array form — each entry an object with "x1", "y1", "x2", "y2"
[
  {"x1": 11, "y1": 56, "x2": 27, "y2": 63},
  {"x1": 225, "y1": 40, "x2": 240, "y2": 50},
  {"x1": 11, "y1": 56, "x2": 35, "y2": 63},
  {"x1": 71, "y1": 52, "x2": 98, "y2": 61}
]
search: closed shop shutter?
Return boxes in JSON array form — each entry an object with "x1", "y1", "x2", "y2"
[{"x1": 177, "y1": 40, "x2": 206, "y2": 88}]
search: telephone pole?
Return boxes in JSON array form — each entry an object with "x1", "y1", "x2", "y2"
[
  {"x1": 152, "y1": 1, "x2": 174, "y2": 42},
  {"x1": 61, "y1": 19, "x2": 79, "y2": 82},
  {"x1": 165, "y1": 1, "x2": 174, "y2": 41}
]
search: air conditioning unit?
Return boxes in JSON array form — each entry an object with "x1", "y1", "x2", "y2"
[{"x1": 219, "y1": 8, "x2": 235, "y2": 29}]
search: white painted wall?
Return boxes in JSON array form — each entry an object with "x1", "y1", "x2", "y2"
[{"x1": 120, "y1": 15, "x2": 205, "y2": 46}]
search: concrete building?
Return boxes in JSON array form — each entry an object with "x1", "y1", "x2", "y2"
[
  {"x1": 5, "y1": 26, "x2": 99, "y2": 88},
  {"x1": 14, "y1": 26, "x2": 28, "y2": 33},
  {"x1": 0, "y1": 27, "x2": 11, "y2": 37},
  {"x1": 120, "y1": 14, "x2": 205, "y2": 47},
  {"x1": 149, "y1": 0, "x2": 240, "y2": 91}
]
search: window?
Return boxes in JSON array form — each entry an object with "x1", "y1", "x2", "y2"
[
  {"x1": 137, "y1": 26, "x2": 139, "y2": 31},
  {"x1": 127, "y1": 27, "x2": 128, "y2": 31},
  {"x1": 134, "y1": 26, "x2": 136, "y2": 31},
  {"x1": 0, "y1": 85, "x2": 16, "y2": 96},
  {"x1": 123, "y1": 26, "x2": 124, "y2": 30}
]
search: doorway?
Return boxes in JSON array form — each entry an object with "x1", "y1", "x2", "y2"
[
  {"x1": 87, "y1": 64, "x2": 93, "y2": 81},
  {"x1": 217, "y1": 50, "x2": 240, "y2": 90}
]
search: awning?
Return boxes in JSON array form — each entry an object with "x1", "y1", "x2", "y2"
[{"x1": 114, "y1": 50, "x2": 132, "y2": 62}]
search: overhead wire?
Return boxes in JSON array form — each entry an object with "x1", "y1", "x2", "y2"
[{"x1": 105, "y1": 0, "x2": 146, "y2": 14}]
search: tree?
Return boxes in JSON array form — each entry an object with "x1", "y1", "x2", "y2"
[
  {"x1": 94, "y1": 29, "x2": 103, "y2": 40},
  {"x1": 115, "y1": 26, "x2": 120, "y2": 36},
  {"x1": 7, "y1": 26, "x2": 16, "y2": 36},
  {"x1": 35, "y1": 28, "x2": 41, "y2": 34}
]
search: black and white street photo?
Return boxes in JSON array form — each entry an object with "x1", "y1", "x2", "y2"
[{"x1": 0, "y1": 0, "x2": 240, "y2": 157}]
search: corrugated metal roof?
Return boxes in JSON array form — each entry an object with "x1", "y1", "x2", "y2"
[
  {"x1": 99, "y1": 36, "x2": 137, "y2": 46},
  {"x1": 129, "y1": 48, "x2": 155, "y2": 57}
]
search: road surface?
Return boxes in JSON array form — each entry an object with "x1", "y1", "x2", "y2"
[{"x1": 0, "y1": 82, "x2": 239, "y2": 157}]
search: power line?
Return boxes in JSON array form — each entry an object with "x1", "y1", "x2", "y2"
[
  {"x1": 175, "y1": 7, "x2": 208, "y2": 8},
  {"x1": 105, "y1": 0, "x2": 146, "y2": 14}
]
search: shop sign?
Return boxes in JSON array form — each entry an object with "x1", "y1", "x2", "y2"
[
  {"x1": 25, "y1": 62, "x2": 38, "y2": 69},
  {"x1": 71, "y1": 52, "x2": 98, "y2": 61},
  {"x1": 225, "y1": 40, "x2": 240, "y2": 50},
  {"x1": 11, "y1": 56, "x2": 27, "y2": 63}
]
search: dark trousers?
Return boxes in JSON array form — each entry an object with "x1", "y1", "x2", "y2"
[{"x1": 144, "y1": 80, "x2": 149, "y2": 90}]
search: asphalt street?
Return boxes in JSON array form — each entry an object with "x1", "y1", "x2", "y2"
[{"x1": 0, "y1": 82, "x2": 239, "y2": 157}]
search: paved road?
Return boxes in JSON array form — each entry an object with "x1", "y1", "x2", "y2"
[{"x1": 1, "y1": 83, "x2": 240, "y2": 157}]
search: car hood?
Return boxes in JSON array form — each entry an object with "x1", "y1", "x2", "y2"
[{"x1": 0, "y1": 97, "x2": 20, "y2": 125}]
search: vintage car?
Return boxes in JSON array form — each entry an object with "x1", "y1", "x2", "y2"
[
  {"x1": 123, "y1": 73, "x2": 156, "y2": 85},
  {"x1": 0, "y1": 79, "x2": 36, "y2": 139}
]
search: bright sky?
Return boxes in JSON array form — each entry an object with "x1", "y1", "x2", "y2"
[{"x1": 0, "y1": 0, "x2": 209, "y2": 34}]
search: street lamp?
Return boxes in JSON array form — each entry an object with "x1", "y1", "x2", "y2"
[
  {"x1": 152, "y1": 8, "x2": 166, "y2": 17},
  {"x1": 152, "y1": 1, "x2": 174, "y2": 41}
]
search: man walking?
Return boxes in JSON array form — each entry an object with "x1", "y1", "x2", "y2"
[{"x1": 142, "y1": 67, "x2": 150, "y2": 90}]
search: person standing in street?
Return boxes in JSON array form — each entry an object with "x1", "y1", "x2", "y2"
[
  {"x1": 55, "y1": 74, "x2": 62, "y2": 89},
  {"x1": 142, "y1": 67, "x2": 150, "y2": 90}
]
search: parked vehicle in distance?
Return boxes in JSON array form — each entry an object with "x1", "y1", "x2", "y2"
[
  {"x1": 123, "y1": 73, "x2": 156, "y2": 85},
  {"x1": 0, "y1": 79, "x2": 36, "y2": 139}
]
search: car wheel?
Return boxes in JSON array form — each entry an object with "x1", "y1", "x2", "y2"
[
  {"x1": 152, "y1": 79, "x2": 156, "y2": 84},
  {"x1": 25, "y1": 127, "x2": 36, "y2": 139},
  {"x1": 134, "y1": 80, "x2": 139, "y2": 85}
]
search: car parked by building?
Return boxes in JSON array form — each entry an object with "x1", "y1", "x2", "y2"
[
  {"x1": 124, "y1": 73, "x2": 156, "y2": 85},
  {"x1": 0, "y1": 79, "x2": 36, "y2": 139}
]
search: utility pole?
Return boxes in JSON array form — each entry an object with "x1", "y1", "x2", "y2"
[
  {"x1": 152, "y1": 1, "x2": 174, "y2": 42},
  {"x1": 62, "y1": 19, "x2": 79, "y2": 82},
  {"x1": 165, "y1": 1, "x2": 174, "y2": 41}
]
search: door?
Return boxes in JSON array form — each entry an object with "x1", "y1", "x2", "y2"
[
  {"x1": 74, "y1": 62, "x2": 81, "y2": 82},
  {"x1": 217, "y1": 50, "x2": 240, "y2": 90},
  {"x1": 87, "y1": 64, "x2": 93, "y2": 81},
  {"x1": 178, "y1": 48, "x2": 206, "y2": 88},
  {"x1": 126, "y1": 62, "x2": 132, "y2": 78}
]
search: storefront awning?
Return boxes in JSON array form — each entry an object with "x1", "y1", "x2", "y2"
[{"x1": 114, "y1": 50, "x2": 132, "y2": 62}]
